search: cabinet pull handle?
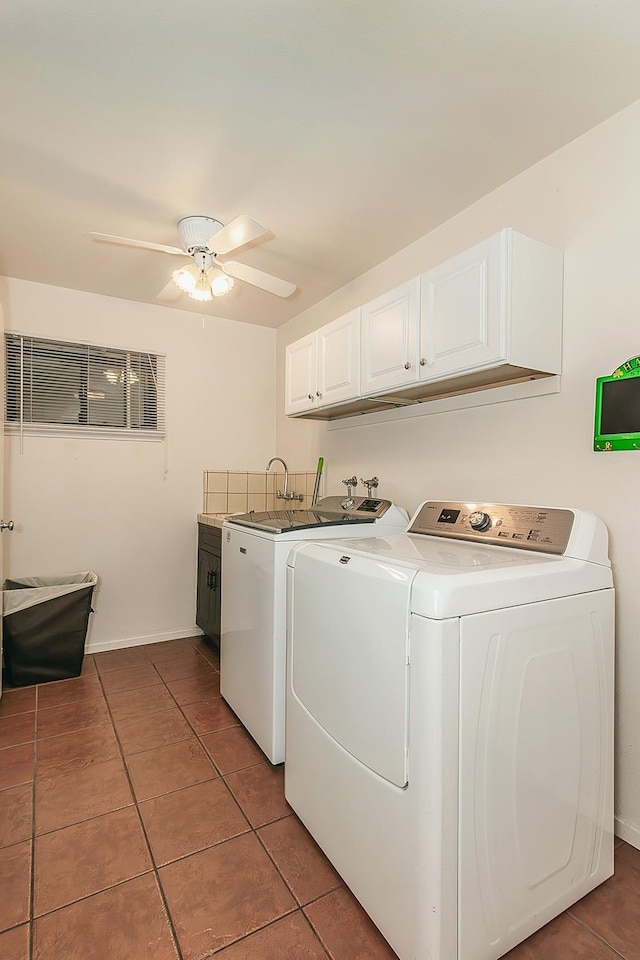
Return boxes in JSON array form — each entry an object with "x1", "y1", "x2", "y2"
[
  {"x1": 206, "y1": 571, "x2": 212, "y2": 589},
  {"x1": 404, "y1": 361, "x2": 411, "y2": 370},
  {"x1": 211, "y1": 571, "x2": 217, "y2": 591}
]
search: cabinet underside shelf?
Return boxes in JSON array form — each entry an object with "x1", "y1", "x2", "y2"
[{"x1": 293, "y1": 364, "x2": 554, "y2": 421}]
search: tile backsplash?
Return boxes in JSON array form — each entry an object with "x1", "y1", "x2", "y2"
[{"x1": 203, "y1": 470, "x2": 324, "y2": 514}]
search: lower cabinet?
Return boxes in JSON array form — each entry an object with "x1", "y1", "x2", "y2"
[{"x1": 196, "y1": 523, "x2": 222, "y2": 645}]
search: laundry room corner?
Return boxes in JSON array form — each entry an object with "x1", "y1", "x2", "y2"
[{"x1": 276, "y1": 98, "x2": 640, "y2": 850}]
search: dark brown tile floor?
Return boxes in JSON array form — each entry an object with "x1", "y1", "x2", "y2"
[{"x1": 0, "y1": 634, "x2": 638, "y2": 959}]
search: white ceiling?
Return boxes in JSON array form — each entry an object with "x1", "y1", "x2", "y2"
[{"x1": 2, "y1": 1, "x2": 640, "y2": 329}]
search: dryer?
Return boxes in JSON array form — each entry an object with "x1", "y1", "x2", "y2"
[
  {"x1": 285, "y1": 500, "x2": 614, "y2": 960},
  {"x1": 221, "y1": 496, "x2": 407, "y2": 764}
]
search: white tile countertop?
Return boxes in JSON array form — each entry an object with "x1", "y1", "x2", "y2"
[{"x1": 197, "y1": 513, "x2": 234, "y2": 529}]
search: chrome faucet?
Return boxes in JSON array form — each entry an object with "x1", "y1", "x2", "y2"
[
  {"x1": 266, "y1": 457, "x2": 289, "y2": 499},
  {"x1": 266, "y1": 457, "x2": 303, "y2": 502}
]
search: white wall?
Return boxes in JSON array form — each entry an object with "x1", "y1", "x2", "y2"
[
  {"x1": 276, "y1": 99, "x2": 640, "y2": 845},
  {"x1": 2, "y1": 279, "x2": 276, "y2": 651}
]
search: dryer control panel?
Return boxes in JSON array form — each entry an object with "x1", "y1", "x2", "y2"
[{"x1": 408, "y1": 501, "x2": 575, "y2": 555}]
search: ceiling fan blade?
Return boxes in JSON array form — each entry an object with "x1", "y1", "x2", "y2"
[
  {"x1": 89, "y1": 233, "x2": 185, "y2": 256},
  {"x1": 206, "y1": 215, "x2": 267, "y2": 255},
  {"x1": 222, "y1": 260, "x2": 296, "y2": 298},
  {"x1": 157, "y1": 280, "x2": 181, "y2": 301}
]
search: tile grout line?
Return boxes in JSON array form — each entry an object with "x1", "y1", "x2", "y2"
[
  {"x1": 22, "y1": 639, "x2": 334, "y2": 957},
  {"x1": 199, "y1": 907, "x2": 333, "y2": 960},
  {"x1": 94, "y1": 662, "x2": 186, "y2": 960},
  {"x1": 252, "y1": 824, "x2": 344, "y2": 927},
  {"x1": 144, "y1": 643, "x2": 275, "y2": 834},
  {"x1": 110, "y1": 641, "x2": 285, "y2": 955},
  {"x1": 116, "y1": 655, "x2": 302, "y2": 867},
  {"x1": 162, "y1": 642, "x2": 338, "y2": 958},
  {"x1": 143, "y1": 641, "x2": 332, "y2": 955},
  {"x1": 29, "y1": 682, "x2": 39, "y2": 960},
  {"x1": 9, "y1": 644, "x2": 635, "y2": 960},
  {"x1": 298, "y1": 907, "x2": 336, "y2": 960},
  {"x1": 612, "y1": 846, "x2": 640, "y2": 877},
  {"x1": 565, "y1": 910, "x2": 630, "y2": 960}
]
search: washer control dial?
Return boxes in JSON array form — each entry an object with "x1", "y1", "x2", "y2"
[{"x1": 468, "y1": 510, "x2": 492, "y2": 531}]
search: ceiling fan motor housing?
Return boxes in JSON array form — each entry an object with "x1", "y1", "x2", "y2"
[{"x1": 177, "y1": 216, "x2": 223, "y2": 251}]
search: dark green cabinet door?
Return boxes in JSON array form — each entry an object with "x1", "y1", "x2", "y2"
[{"x1": 196, "y1": 524, "x2": 222, "y2": 644}]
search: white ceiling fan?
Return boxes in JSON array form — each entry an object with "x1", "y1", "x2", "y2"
[{"x1": 90, "y1": 215, "x2": 297, "y2": 302}]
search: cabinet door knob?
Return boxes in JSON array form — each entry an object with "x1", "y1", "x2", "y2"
[
  {"x1": 419, "y1": 357, "x2": 427, "y2": 366},
  {"x1": 308, "y1": 394, "x2": 314, "y2": 400},
  {"x1": 316, "y1": 391, "x2": 322, "y2": 398},
  {"x1": 404, "y1": 361, "x2": 411, "y2": 370}
]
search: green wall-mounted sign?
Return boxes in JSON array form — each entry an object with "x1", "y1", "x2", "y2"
[{"x1": 594, "y1": 355, "x2": 640, "y2": 450}]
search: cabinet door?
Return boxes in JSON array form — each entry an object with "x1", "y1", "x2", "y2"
[
  {"x1": 208, "y1": 551, "x2": 222, "y2": 644},
  {"x1": 419, "y1": 231, "x2": 506, "y2": 381},
  {"x1": 196, "y1": 547, "x2": 213, "y2": 635},
  {"x1": 285, "y1": 333, "x2": 317, "y2": 414},
  {"x1": 317, "y1": 308, "x2": 361, "y2": 406},
  {"x1": 196, "y1": 548, "x2": 221, "y2": 642},
  {"x1": 360, "y1": 279, "x2": 420, "y2": 395}
]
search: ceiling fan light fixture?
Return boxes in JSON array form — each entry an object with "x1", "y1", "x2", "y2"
[
  {"x1": 93, "y1": 214, "x2": 296, "y2": 302},
  {"x1": 207, "y1": 268, "x2": 235, "y2": 298},
  {"x1": 177, "y1": 216, "x2": 223, "y2": 250},
  {"x1": 172, "y1": 264, "x2": 199, "y2": 293},
  {"x1": 188, "y1": 271, "x2": 213, "y2": 302}
]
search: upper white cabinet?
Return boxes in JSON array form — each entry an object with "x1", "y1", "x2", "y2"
[
  {"x1": 285, "y1": 332, "x2": 317, "y2": 415},
  {"x1": 419, "y1": 229, "x2": 562, "y2": 384},
  {"x1": 317, "y1": 309, "x2": 361, "y2": 406},
  {"x1": 419, "y1": 231, "x2": 504, "y2": 380},
  {"x1": 285, "y1": 228, "x2": 563, "y2": 420},
  {"x1": 285, "y1": 309, "x2": 360, "y2": 416},
  {"x1": 360, "y1": 279, "x2": 420, "y2": 395}
]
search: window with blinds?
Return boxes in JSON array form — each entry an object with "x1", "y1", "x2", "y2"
[{"x1": 5, "y1": 333, "x2": 166, "y2": 440}]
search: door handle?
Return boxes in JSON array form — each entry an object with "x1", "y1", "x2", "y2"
[{"x1": 0, "y1": 520, "x2": 14, "y2": 531}]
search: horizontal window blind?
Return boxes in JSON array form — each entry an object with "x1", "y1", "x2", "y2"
[{"x1": 5, "y1": 332, "x2": 166, "y2": 440}]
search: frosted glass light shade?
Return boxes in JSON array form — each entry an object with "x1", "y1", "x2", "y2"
[
  {"x1": 172, "y1": 265, "x2": 199, "y2": 293},
  {"x1": 208, "y1": 268, "x2": 235, "y2": 297},
  {"x1": 188, "y1": 273, "x2": 213, "y2": 302}
]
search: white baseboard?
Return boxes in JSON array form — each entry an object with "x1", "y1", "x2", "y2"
[
  {"x1": 615, "y1": 815, "x2": 640, "y2": 850},
  {"x1": 86, "y1": 626, "x2": 204, "y2": 655}
]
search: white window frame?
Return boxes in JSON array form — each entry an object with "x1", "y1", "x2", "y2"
[{"x1": 4, "y1": 332, "x2": 166, "y2": 442}]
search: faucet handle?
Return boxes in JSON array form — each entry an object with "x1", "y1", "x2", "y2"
[
  {"x1": 360, "y1": 476, "x2": 379, "y2": 497},
  {"x1": 341, "y1": 476, "x2": 358, "y2": 498}
]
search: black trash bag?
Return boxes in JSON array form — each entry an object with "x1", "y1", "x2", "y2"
[{"x1": 2, "y1": 571, "x2": 98, "y2": 686}]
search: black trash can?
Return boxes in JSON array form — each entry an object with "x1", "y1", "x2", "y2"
[{"x1": 2, "y1": 571, "x2": 98, "y2": 686}]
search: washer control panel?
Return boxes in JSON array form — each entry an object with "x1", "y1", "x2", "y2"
[
  {"x1": 409, "y1": 501, "x2": 575, "y2": 555},
  {"x1": 315, "y1": 496, "x2": 389, "y2": 519}
]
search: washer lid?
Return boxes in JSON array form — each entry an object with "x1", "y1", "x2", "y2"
[
  {"x1": 289, "y1": 534, "x2": 613, "y2": 619},
  {"x1": 226, "y1": 509, "x2": 376, "y2": 534},
  {"x1": 225, "y1": 496, "x2": 407, "y2": 534}
]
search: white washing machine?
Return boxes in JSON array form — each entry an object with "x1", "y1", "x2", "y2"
[
  {"x1": 221, "y1": 496, "x2": 408, "y2": 764},
  {"x1": 285, "y1": 500, "x2": 614, "y2": 960}
]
